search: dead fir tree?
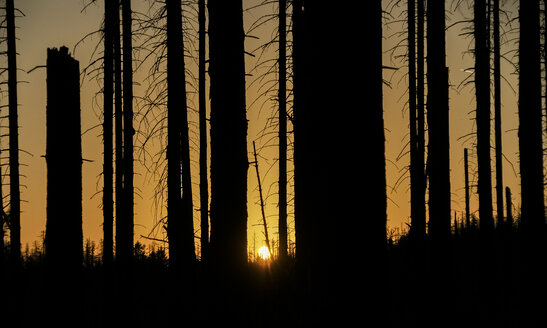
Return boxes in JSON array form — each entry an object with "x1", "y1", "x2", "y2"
[
  {"x1": 492, "y1": 0, "x2": 504, "y2": 227},
  {"x1": 166, "y1": 0, "x2": 195, "y2": 274},
  {"x1": 426, "y1": 0, "x2": 452, "y2": 323},
  {"x1": 103, "y1": 0, "x2": 115, "y2": 269},
  {"x1": 518, "y1": 1, "x2": 546, "y2": 323},
  {"x1": 208, "y1": 0, "x2": 248, "y2": 322},
  {"x1": 119, "y1": 0, "x2": 134, "y2": 269},
  {"x1": 44, "y1": 46, "x2": 84, "y2": 326},
  {"x1": 6, "y1": 0, "x2": 21, "y2": 266},
  {"x1": 198, "y1": 0, "x2": 209, "y2": 264},
  {"x1": 278, "y1": 0, "x2": 288, "y2": 263},
  {"x1": 475, "y1": 0, "x2": 494, "y2": 236}
]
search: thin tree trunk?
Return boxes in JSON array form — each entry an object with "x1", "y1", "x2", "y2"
[
  {"x1": 6, "y1": 0, "x2": 20, "y2": 265},
  {"x1": 198, "y1": 0, "x2": 209, "y2": 263},
  {"x1": 505, "y1": 187, "x2": 512, "y2": 227},
  {"x1": 103, "y1": 0, "x2": 114, "y2": 270},
  {"x1": 114, "y1": 0, "x2": 124, "y2": 264},
  {"x1": 493, "y1": 0, "x2": 504, "y2": 227},
  {"x1": 120, "y1": 0, "x2": 134, "y2": 269},
  {"x1": 464, "y1": 148, "x2": 471, "y2": 229},
  {"x1": 475, "y1": 0, "x2": 494, "y2": 235},
  {"x1": 252, "y1": 141, "x2": 271, "y2": 257},
  {"x1": 408, "y1": 0, "x2": 419, "y2": 239},
  {"x1": 278, "y1": 0, "x2": 288, "y2": 262},
  {"x1": 417, "y1": 0, "x2": 426, "y2": 235}
]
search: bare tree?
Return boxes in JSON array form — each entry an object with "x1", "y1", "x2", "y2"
[{"x1": 6, "y1": 0, "x2": 20, "y2": 265}]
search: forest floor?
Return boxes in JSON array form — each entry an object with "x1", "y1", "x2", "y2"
[{"x1": 2, "y1": 225, "x2": 546, "y2": 328}]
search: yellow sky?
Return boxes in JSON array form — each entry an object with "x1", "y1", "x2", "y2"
[{"x1": 7, "y1": 0, "x2": 531, "y2": 256}]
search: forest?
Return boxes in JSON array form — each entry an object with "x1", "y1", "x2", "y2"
[{"x1": 0, "y1": 0, "x2": 546, "y2": 327}]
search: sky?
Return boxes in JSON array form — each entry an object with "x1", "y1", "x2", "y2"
[{"x1": 3, "y1": 0, "x2": 535, "y2": 257}]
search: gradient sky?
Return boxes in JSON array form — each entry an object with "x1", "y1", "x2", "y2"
[{"x1": 5, "y1": 0, "x2": 531, "y2": 257}]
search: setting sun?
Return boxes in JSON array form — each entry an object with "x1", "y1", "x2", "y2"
[{"x1": 257, "y1": 246, "x2": 271, "y2": 260}]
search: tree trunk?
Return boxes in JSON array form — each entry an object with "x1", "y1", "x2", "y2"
[
  {"x1": 208, "y1": 0, "x2": 248, "y2": 322},
  {"x1": 198, "y1": 0, "x2": 209, "y2": 264},
  {"x1": 417, "y1": 0, "x2": 426, "y2": 239},
  {"x1": 474, "y1": 0, "x2": 494, "y2": 235},
  {"x1": 166, "y1": 0, "x2": 195, "y2": 273},
  {"x1": 6, "y1": 0, "x2": 21, "y2": 265},
  {"x1": 505, "y1": 187, "x2": 512, "y2": 227},
  {"x1": 408, "y1": 0, "x2": 420, "y2": 240},
  {"x1": 464, "y1": 148, "x2": 471, "y2": 229},
  {"x1": 44, "y1": 45, "x2": 83, "y2": 328},
  {"x1": 45, "y1": 46, "x2": 83, "y2": 274},
  {"x1": 493, "y1": 0, "x2": 504, "y2": 227},
  {"x1": 103, "y1": 0, "x2": 114, "y2": 270},
  {"x1": 427, "y1": 0, "x2": 451, "y2": 247},
  {"x1": 278, "y1": 0, "x2": 288, "y2": 262},
  {"x1": 426, "y1": 0, "x2": 452, "y2": 322},
  {"x1": 119, "y1": 0, "x2": 134, "y2": 270},
  {"x1": 519, "y1": 0, "x2": 545, "y2": 237},
  {"x1": 518, "y1": 1, "x2": 546, "y2": 324},
  {"x1": 114, "y1": 0, "x2": 124, "y2": 265}
]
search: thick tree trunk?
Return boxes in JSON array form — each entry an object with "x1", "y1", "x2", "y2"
[
  {"x1": 208, "y1": 0, "x2": 248, "y2": 323},
  {"x1": 518, "y1": 1, "x2": 546, "y2": 323},
  {"x1": 426, "y1": 0, "x2": 452, "y2": 323},
  {"x1": 166, "y1": 0, "x2": 195, "y2": 273},
  {"x1": 44, "y1": 45, "x2": 83, "y2": 328},
  {"x1": 45, "y1": 46, "x2": 83, "y2": 273}
]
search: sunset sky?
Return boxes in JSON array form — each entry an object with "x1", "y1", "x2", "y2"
[{"x1": 5, "y1": 0, "x2": 527, "y2": 256}]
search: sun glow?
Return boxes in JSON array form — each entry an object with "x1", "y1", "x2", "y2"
[{"x1": 257, "y1": 246, "x2": 271, "y2": 260}]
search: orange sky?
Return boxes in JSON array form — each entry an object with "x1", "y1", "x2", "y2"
[{"x1": 6, "y1": 0, "x2": 533, "y2": 257}]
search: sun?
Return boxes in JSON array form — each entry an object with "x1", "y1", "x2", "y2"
[{"x1": 257, "y1": 246, "x2": 271, "y2": 260}]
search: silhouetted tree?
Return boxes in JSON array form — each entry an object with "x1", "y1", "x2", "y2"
[
  {"x1": 103, "y1": 0, "x2": 115, "y2": 269},
  {"x1": 44, "y1": 46, "x2": 83, "y2": 327},
  {"x1": 505, "y1": 186, "x2": 512, "y2": 227},
  {"x1": 166, "y1": 0, "x2": 195, "y2": 274},
  {"x1": 408, "y1": 0, "x2": 426, "y2": 242},
  {"x1": 292, "y1": 0, "x2": 387, "y2": 324},
  {"x1": 45, "y1": 46, "x2": 83, "y2": 272},
  {"x1": 208, "y1": 0, "x2": 248, "y2": 322},
  {"x1": 6, "y1": 0, "x2": 20, "y2": 266},
  {"x1": 198, "y1": 0, "x2": 209, "y2": 263},
  {"x1": 492, "y1": 0, "x2": 504, "y2": 227},
  {"x1": 518, "y1": 0, "x2": 545, "y2": 238},
  {"x1": 465, "y1": 148, "x2": 471, "y2": 229},
  {"x1": 114, "y1": 0, "x2": 124, "y2": 265},
  {"x1": 427, "y1": 0, "x2": 451, "y2": 247},
  {"x1": 119, "y1": 0, "x2": 134, "y2": 269},
  {"x1": 416, "y1": 0, "x2": 426, "y2": 239},
  {"x1": 426, "y1": 0, "x2": 452, "y2": 322},
  {"x1": 475, "y1": 0, "x2": 494, "y2": 235},
  {"x1": 518, "y1": 0, "x2": 546, "y2": 324},
  {"x1": 277, "y1": 0, "x2": 288, "y2": 262}
]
